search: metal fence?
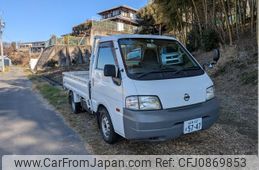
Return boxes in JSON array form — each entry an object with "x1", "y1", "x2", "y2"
[
  {"x1": 45, "y1": 20, "x2": 137, "y2": 48},
  {"x1": 92, "y1": 20, "x2": 137, "y2": 34},
  {"x1": 45, "y1": 36, "x2": 89, "y2": 48}
]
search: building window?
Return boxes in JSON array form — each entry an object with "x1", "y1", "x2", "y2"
[
  {"x1": 130, "y1": 13, "x2": 134, "y2": 19},
  {"x1": 113, "y1": 10, "x2": 119, "y2": 16}
]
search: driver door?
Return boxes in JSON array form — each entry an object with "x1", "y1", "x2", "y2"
[{"x1": 91, "y1": 41, "x2": 124, "y2": 135}]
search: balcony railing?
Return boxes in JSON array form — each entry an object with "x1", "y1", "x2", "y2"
[{"x1": 92, "y1": 20, "x2": 137, "y2": 34}]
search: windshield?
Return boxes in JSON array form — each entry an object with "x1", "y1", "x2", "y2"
[{"x1": 118, "y1": 38, "x2": 204, "y2": 80}]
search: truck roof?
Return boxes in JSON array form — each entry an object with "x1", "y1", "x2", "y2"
[{"x1": 98, "y1": 34, "x2": 177, "y2": 42}]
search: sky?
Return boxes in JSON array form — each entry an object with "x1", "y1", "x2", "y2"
[{"x1": 0, "y1": 0, "x2": 147, "y2": 42}]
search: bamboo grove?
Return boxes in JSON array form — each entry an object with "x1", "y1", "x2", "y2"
[{"x1": 136, "y1": 0, "x2": 257, "y2": 50}]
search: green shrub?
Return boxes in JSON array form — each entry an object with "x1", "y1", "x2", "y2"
[
  {"x1": 186, "y1": 28, "x2": 200, "y2": 52},
  {"x1": 186, "y1": 28, "x2": 220, "y2": 52},
  {"x1": 201, "y1": 28, "x2": 220, "y2": 51}
]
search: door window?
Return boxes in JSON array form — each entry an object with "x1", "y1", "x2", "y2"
[{"x1": 96, "y1": 42, "x2": 116, "y2": 70}]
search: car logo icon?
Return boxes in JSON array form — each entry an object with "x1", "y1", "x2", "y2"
[{"x1": 184, "y1": 93, "x2": 190, "y2": 101}]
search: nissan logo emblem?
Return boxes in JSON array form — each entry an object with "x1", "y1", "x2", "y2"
[{"x1": 184, "y1": 93, "x2": 190, "y2": 101}]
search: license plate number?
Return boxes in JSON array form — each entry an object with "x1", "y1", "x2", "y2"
[{"x1": 184, "y1": 118, "x2": 202, "y2": 134}]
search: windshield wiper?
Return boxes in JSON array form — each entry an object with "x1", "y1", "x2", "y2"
[
  {"x1": 136, "y1": 70, "x2": 163, "y2": 78},
  {"x1": 160, "y1": 64, "x2": 177, "y2": 70},
  {"x1": 172, "y1": 66, "x2": 201, "y2": 75},
  {"x1": 181, "y1": 66, "x2": 201, "y2": 71},
  {"x1": 136, "y1": 66, "x2": 201, "y2": 78},
  {"x1": 136, "y1": 68, "x2": 178, "y2": 78}
]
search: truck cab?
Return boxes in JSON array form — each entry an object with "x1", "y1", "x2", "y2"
[{"x1": 63, "y1": 34, "x2": 219, "y2": 144}]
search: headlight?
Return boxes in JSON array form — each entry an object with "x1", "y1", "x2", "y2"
[
  {"x1": 125, "y1": 96, "x2": 139, "y2": 110},
  {"x1": 125, "y1": 96, "x2": 162, "y2": 110},
  {"x1": 206, "y1": 86, "x2": 215, "y2": 100}
]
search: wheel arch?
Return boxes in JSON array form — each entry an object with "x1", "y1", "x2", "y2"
[
  {"x1": 95, "y1": 101, "x2": 124, "y2": 137},
  {"x1": 96, "y1": 103, "x2": 115, "y2": 127},
  {"x1": 68, "y1": 90, "x2": 80, "y2": 103}
]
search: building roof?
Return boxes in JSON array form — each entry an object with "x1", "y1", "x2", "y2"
[
  {"x1": 98, "y1": 5, "x2": 138, "y2": 15},
  {"x1": 19, "y1": 41, "x2": 46, "y2": 45}
]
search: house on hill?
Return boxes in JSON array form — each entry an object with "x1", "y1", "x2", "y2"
[
  {"x1": 98, "y1": 5, "x2": 138, "y2": 31},
  {"x1": 71, "y1": 5, "x2": 139, "y2": 43},
  {"x1": 18, "y1": 41, "x2": 46, "y2": 53}
]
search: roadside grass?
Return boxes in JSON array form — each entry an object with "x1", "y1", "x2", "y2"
[
  {"x1": 28, "y1": 75, "x2": 67, "y2": 109},
  {"x1": 0, "y1": 66, "x2": 10, "y2": 73},
  {"x1": 36, "y1": 83, "x2": 67, "y2": 109}
]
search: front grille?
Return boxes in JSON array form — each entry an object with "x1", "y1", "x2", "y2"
[{"x1": 166, "y1": 102, "x2": 203, "y2": 112}]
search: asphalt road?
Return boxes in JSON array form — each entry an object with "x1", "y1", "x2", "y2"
[{"x1": 0, "y1": 67, "x2": 87, "y2": 161}]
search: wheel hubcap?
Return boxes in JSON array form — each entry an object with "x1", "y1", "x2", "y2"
[{"x1": 101, "y1": 115, "x2": 110, "y2": 138}]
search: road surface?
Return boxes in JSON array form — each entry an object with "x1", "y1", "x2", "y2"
[{"x1": 0, "y1": 67, "x2": 87, "y2": 161}]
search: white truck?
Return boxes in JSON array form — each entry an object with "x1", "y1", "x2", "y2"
[{"x1": 63, "y1": 34, "x2": 219, "y2": 144}]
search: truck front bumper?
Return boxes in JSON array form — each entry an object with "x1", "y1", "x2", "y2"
[{"x1": 123, "y1": 98, "x2": 219, "y2": 140}]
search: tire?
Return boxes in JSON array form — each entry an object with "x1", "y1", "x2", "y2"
[
  {"x1": 98, "y1": 107, "x2": 118, "y2": 144},
  {"x1": 68, "y1": 91, "x2": 81, "y2": 114}
]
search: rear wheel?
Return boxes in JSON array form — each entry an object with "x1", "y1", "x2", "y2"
[
  {"x1": 98, "y1": 107, "x2": 118, "y2": 144},
  {"x1": 68, "y1": 91, "x2": 81, "y2": 114}
]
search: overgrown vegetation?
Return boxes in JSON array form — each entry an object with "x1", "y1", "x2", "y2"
[
  {"x1": 137, "y1": 0, "x2": 257, "y2": 50},
  {"x1": 4, "y1": 43, "x2": 31, "y2": 66},
  {"x1": 194, "y1": 35, "x2": 258, "y2": 147},
  {"x1": 240, "y1": 70, "x2": 258, "y2": 85},
  {"x1": 201, "y1": 28, "x2": 220, "y2": 51},
  {"x1": 44, "y1": 59, "x2": 59, "y2": 68}
]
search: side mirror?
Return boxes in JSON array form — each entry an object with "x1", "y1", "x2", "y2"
[{"x1": 104, "y1": 64, "x2": 116, "y2": 77}]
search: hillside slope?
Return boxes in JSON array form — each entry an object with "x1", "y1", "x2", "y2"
[{"x1": 196, "y1": 35, "x2": 258, "y2": 153}]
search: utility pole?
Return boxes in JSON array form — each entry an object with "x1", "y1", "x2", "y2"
[{"x1": 0, "y1": 18, "x2": 5, "y2": 72}]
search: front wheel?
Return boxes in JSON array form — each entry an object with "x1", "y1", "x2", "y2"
[{"x1": 98, "y1": 107, "x2": 118, "y2": 144}]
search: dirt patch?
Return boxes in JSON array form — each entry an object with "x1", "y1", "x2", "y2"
[{"x1": 194, "y1": 36, "x2": 258, "y2": 153}]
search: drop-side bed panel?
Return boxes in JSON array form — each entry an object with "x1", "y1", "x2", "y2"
[{"x1": 62, "y1": 71, "x2": 90, "y2": 100}]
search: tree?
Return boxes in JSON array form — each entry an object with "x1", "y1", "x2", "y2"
[
  {"x1": 137, "y1": 0, "x2": 256, "y2": 48},
  {"x1": 220, "y1": 0, "x2": 233, "y2": 45},
  {"x1": 136, "y1": 4, "x2": 160, "y2": 34}
]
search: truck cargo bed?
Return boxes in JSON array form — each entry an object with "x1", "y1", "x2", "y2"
[{"x1": 63, "y1": 71, "x2": 90, "y2": 100}]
